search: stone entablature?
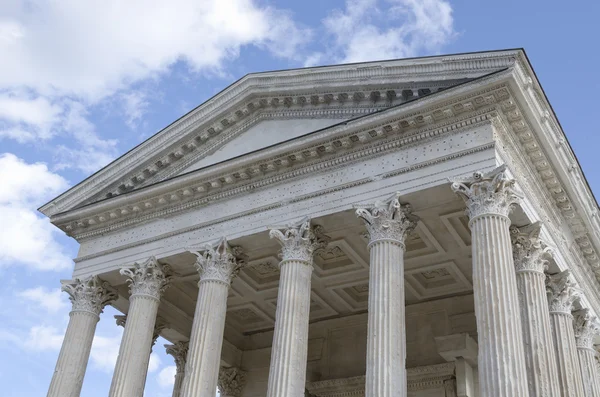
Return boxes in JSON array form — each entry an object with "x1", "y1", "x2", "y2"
[{"x1": 306, "y1": 363, "x2": 455, "y2": 397}]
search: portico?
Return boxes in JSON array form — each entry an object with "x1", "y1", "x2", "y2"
[{"x1": 41, "y1": 49, "x2": 600, "y2": 397}]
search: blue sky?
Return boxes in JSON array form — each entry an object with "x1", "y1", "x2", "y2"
[{"x1": 0, "y1": 1, "x2": 599, "y2": 396}]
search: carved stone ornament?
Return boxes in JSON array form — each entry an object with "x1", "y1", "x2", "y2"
[
  {"x1": 443, "y1": 378, "x2": 458, "y2": 397},
  {"x1": 269, "y1": 217, "x2": 330, "y2": 264},
  {"x1": 355, "y1": 193, "x2": 418, "y2": 246},
  {"x1": 165, "y1": 341, "x2": 189, "y2": 373},
  {"x1": 114, "y1": 314, "x2": 127, "y2": 328},
  {"x1": 546, "y1": 270, "x2": 581, "y2": 314},
  {"x1": 451, "y1": 165, "x2": 521, "y2": 222},
  {"x1": 61, "y1": 275, "x2": 117, "y2": 316},
  {"x1": 191, "y1": 237, "x2": 246, "y2": 285},
  {"x1": 511, "y1": 222, "x2": 553, "y2": 273},
  {"x1": 218, "y1": 366, "x2": 247, "y2": 397},
  {"x1": 574, "y1": 309, "x2": 600, "y2": 349},
  {"x1": 120, "y1": 256, "x2": 172, "y2": 299}
]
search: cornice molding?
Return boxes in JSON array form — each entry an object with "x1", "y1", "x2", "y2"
[{"x1": 40, "y1": 50, "x2": 521, "y2": 217}]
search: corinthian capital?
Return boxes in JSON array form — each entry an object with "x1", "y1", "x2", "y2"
[
  {"x1": 120, "y1": 257, "x2": 172, "y2": 300},
  {"x1": 62, "y1": 275, "x2": 117, "y2": 316},
  {"x1": 546, "y1": 270, "x2": 581, "y2": 314},
  {"x1": 510, "y1": 222, "x2": 553, "y2": 273},
  {"x1": 355, "y1": 193, "x2": 418, "y2": 246},
  {"x1": 574, "y1": 309, "x2": 600, "y2": 349},
  {"x1": 451, "y1": 165, "x2": 521, "y2": 221},
  {"x1": 218, "y1": 366, "x2": 247, "y2": 397},
  {"x1": 192, "y1": 237, "x2": 246, "y2": 285},
  {"x1": 165, "y1": 341, "x2": 189, "y2": 373},
  {"x1": 269, "y1": 217, "x2": 330, "y2": 264}
]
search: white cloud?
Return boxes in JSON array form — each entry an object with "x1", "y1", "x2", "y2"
[
  {"x1": 0, "y1": 0, "x2": 310, "y2": 174},
  {"x1": 148, "y1": 353, "x2": 161, "y2": 373},
  {"x1": 26, "y1": 325, "x2": 64, "y2": 351},
  {"x1": 0, "y1": 153, "x2": 72, "y2": 271},
  {"x1": 158, "y1": 366, "x2": 176, "y2": 388},
  {"x1": 17, "y1": 287, "x2": 68, "y2": 313},
  {"x1": 308, "y1": 0, "x2": 455, "y2": 65}
]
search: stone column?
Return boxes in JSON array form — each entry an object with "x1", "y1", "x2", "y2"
[
  {"x1": 546, "y1": 270, "x2": 585, "y2": 396},
  {"x1": 180, "y1": 238, "x2": 245, "y2": 397},
  {"x1": 165, "y1": 342, "x2": 189, "y2": 397},
  {"x1": 356, "y1": 194, "x2": 418, "y2": 397},
  {"x1": 266, "y1": 218, "x2": 329, "y2": 397},
  {"x1": 574, "y1": 309, "x2": 600, "y2": 396},
  {"x1": 510, "y1": 222, "x2": 561, "y2": 396},
  {"x1": 109, "y1": 257, "x2": 171, "y2": 397},
  {"x1": 451, "y1": 165, "x2": 530, "y2": 397},
  {"x1": 218, "y1": 366, "x2": 247, "y2": 397},
  {"x1": 47, "y1": 276, "x2": 117, "y2": 397}
]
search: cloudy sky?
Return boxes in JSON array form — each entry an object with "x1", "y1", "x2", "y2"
[{"x1": 1, "y1": 1, "x2": 599, "y2": 396}]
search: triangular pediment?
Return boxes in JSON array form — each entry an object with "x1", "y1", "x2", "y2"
[{"x1": 40, "y1": 49, "x2": 525, "y2": 217}]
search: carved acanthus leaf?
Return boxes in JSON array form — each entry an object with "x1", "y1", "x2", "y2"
[
  {"x1": 61, "y1": 275, "x2": 117, "y2": 315},
  {"x1": 546, "y1": 270, "x2": 581, "y2": 314},
  {"x1": 218, "y1": 366, "x2": 247, "y2": 397},
  {"x1": 451, "y1": 165, "x2": 521, "y2": 221},
  {"x1": 573, "y1": 309, "x2": 600, "y2": 349},
  {"x1": 355, "y1": 193, "x2": 418, "y2": 245},
  {"x1": 269, "y1": 217, "x2": 330, "y2": 264},
  {"x1": 120, "y1": 256, "x2": 172, "y2": 299},
  {"x1": 165, "y1": 341, "x2": 189, "y2": 373},
  {"x1": 191, "y1": 237, "x2": 245, "y2": 285},
  {"x1": 510, "y1": 222, "x2": 553, "y2": 273}
]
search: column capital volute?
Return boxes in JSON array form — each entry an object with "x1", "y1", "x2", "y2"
[
  {"x1": 355, "y1": 193, "x2": 418, "y2": 246},
  {"x1": 191, "y1": 237, "x2": 246, "y2": 286},
  {"x1": 165, "y1": 341, "x2": 189, "y2": 373},
  {"x1": 120, "y1": 256, "x2": 172, "y2": 300},
  {"x1": 574, "y1": 309, "x2": 600, "y2": 349},
  {"x1": 218, "y1": 366, "x2": 247, "y2": 397},
  {"x1": 61, "y1": 275, "x2": 117, "y2": 316},
  {"x1": 511, "y1": 222, "x2": 553, "y2": 273},
  {"x1": 546, "y1": 270, "x2": 581, "y2": 314},
  {"x1": 451, "y1": 165, "x2": 522, "y2": 223},
  {"x1": 269, "y1": 217, "x2": 330, "y2": 264}
]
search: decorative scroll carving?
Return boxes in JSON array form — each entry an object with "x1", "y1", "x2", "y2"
[
  {"x1": 574, "y1": 309, "x2": 600, "y2": 349},
  {"x1": 511, "y1": 222, "x2": 553, "y2": 273},
  {"x1": 355, "y1": 193, "x2": 418, "y2": 245},
  {"x1": 451, "y1": 165, "x2": 521, "y2": 221},
  {"x1": 191, "y1": 237, "x2": 246, "y2": 285},
  {"x1": 61, "y1": 275, "x2": 117, "y2": 316},
  {"x1": 120, "y1": 256, "x2": 172, "y2": 299},
  {"x1": 269, "y1": 217, "x2": 330, "y2": 264},
  {"x1": 546, "y1": 270, "x2": 581, "y2": 314},
  {"x1": 165, "y1": 341, "x2": 189, "y2": 373},
  {"x1": 218, "y1": 366, "x2": 247, "y2": 397}
]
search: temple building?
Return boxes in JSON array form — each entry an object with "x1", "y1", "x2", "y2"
[{"x1": 41, "y1": 49, "x2": 600, "y2": 397}]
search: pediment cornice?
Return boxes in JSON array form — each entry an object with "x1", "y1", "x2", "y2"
[{"x1": 39, "y1": 50, "x2": 522, "y2": 217}]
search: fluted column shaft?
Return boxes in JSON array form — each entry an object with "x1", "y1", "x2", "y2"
[
  {"x1": 574, "y1": 309, "x2": 600, "y2": 396},
  {"x1": 166, "y1": 342, "x2": 188, "y2": 397},
  {"x1": 109, "y1": 257, "x2": 171, "y2": 397},
  {"x1": 181, "y1": 238, "x2": 244, "y2": 397},
  {"x1": 516, "y1": 270, "x2": 561, "y2": 396},
  {"x1": 47, "y1": 277, "x2": 116, "y2": 397},
  {"x1": 356, "y1": 194, "x2": 417, "y2": 397},
  {"x1": 547, "y1": 271, "x2": 585, "y2": 396},
  {"x1": 452, "y1": 166, "x2": 529, "y2": 397},
  {"x1": 367, "y1": 239, "x2": 406, "y2": 396},
  {"x1": 511, "y1": 223, "x2": 561, "y2": 397},
  {"x1": 266, "y1": 219, "x2": 329, "y2": 397}
]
